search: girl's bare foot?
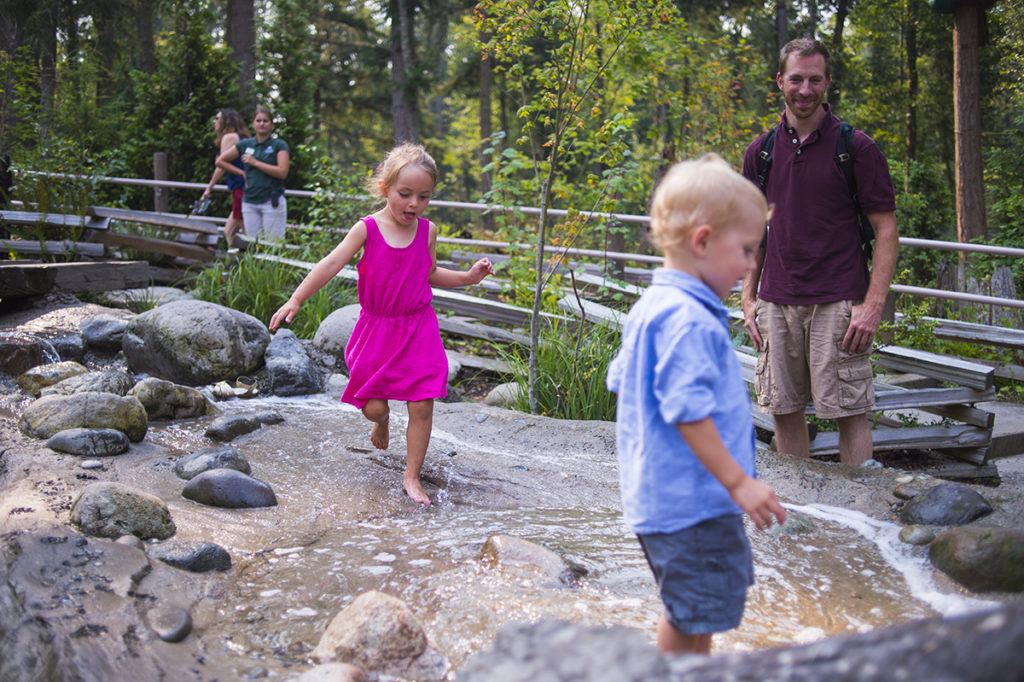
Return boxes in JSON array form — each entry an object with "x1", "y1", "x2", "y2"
[
  {"x1": 370, "y1": 418, "x2": 389, "y2": 450},
  {"x1": 403, "y1": 476, "x2": 431, "y2": 506}
]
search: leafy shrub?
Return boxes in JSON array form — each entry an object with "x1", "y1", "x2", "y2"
[{"x1": 191, "y1": 251, "x2": 355, "y2": 338}]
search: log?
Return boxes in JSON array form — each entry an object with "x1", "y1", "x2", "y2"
[
  {"x1": 89, "y1": 206, "x2": 220, "y2": 236},
  {"x1": 0, "y1": 239, "x2": 105, "y2": 257},
  {"x1": 0, "y1": 261, "x2": 150, "y2": 297},
  {"x1": 437, "y1": 316, "x2": 530, "y2": 346},
  {"x1": 0, "y1": 210, "x2": 109, "y2": 230},
  {"x1": 96, "y1": 232, "x2": 215, "y2": 262},
  {"x1": 446, "y1": 350, "x2": 512, "y2": 375},
  {"x1": 875, "y1": 345, "x2": 994, "y2": 390}
]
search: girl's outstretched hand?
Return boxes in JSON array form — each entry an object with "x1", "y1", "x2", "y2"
[
  {"x1": 466, "y1": 257, "x2": 494, "y2": 285},
  {"x1": 269, "y1": 300, "x2": 300, "y2": 331}
]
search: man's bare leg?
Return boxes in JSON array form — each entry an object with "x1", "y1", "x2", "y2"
[
  {"x1": 362, "y1": 399, "x2": 389, "y2": 450},
  {"x1": 837, "y1": 413, "x2": 873, "y2": 465},
  {"x1": 656, "y1": 615, "x2": 712, "y2": 654},
  {"x1": 773, "y1": 411, "x2": 811, "y2": 457},
  {"x1": 404, "y1": 399, "x2": 433, "y2": 506}
]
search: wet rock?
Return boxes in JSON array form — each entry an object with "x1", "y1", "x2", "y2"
[
  {"x1": 290, "y1": 662, "x2": 367, "y2": 682},
  {"x1": 17, "y1": 360, "x2": 88, "y2": 396},
  {"x1": 312, "y1": 304, "x2": 361, "y2": 363},
  {"x1": 480, "y1": 534, "x2": 586, "y2": 586},
  {"x1": 182, "y1": 469, "x2": 278, "y2": 508},
  {"x1": 147, "y1": 605, "x2": 192, "y2": 643},
  {"x1": 312, "y1": 591, "x2": 448, "y2": 681},
  {"x1": 0, "y1": 526, "x2": 165, "y2": 680},
  {"x1": 46, "y1": 427, "x2": 130, "y2": 457},
  {"x1": 325, "y1": 373, "x2": 349, "y2": 399},
  {"x1": 899, "y1": 482, "x2": 993, "y2": 526},
  {"x1": 461, "y1": 604, "x2": 1024, "y2": 682},
  {"x1": 80, "y1": 314, "x2": 129, "y2": 352},
  {"x1": 174, "y1": 445, "x2": 251, "y2": 480},
  {"x1": 20, "y1": 391, "x2": 148, "y2": 441},
  {"x1": 459, "y1": 619, "x2": 670, "y2": 682},
  {"x1": 129, "y1": 377, "x2": 210, "y2": 420},
  {"x1": 484, "y1": 382, "x2": 522, "y2": 408},
  {"x1": 71, "y1": 481, "x2": 176, "y2": 540},
  {"x1": 122, "y1": 300, "x2": 270, "y2": 386},
  {"x1": 899, "y1": 525, "x2": 937, "y2": 546},
  {"x1": 205, "y1": 414, "x2": 263, "y2": 441},
  {"x1": 265, "y1": 329, "x2": 323, "y2": 396},
  {"x1": 150, "y1": 540, "x2": 231, "y2": 572},
  {"x1": 766, "y1": 510, "x2": 815, "y2": 536},
  {"x1": 929, "y1": 526, "x2": 1024, "y2": 593},
  {"x1": 255, "y1": 410, "x2": 285, "y2": 425},
  {"x1": 40, "y1": 369, "x2": 134, "y2": 397},
  {"x1": 893, "y1": 481, "x2": 930, "y2": 501},
  {"x1": 0, "y1": 332, "x2": 51, "y2": 376},
  {"x1": 48, "y1": 333, "x2": 85, "y2": 362}
]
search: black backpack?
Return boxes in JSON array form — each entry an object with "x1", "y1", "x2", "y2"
[{"x1": 755, "y1": 122, "x2": 875, "y2": 261}]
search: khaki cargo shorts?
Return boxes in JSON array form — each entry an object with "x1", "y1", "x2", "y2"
[{"x1": 753, "y1": 300, "x2": 874, "y2": 419}]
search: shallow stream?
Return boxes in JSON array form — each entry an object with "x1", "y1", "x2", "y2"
[{"x1": 125, "y1": 394, "x2": 996, "y2": 676}]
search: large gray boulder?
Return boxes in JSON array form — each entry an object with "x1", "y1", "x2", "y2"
[
  {"x1": 71, "y1": 482, "x2": 176, "y2": 540},
  {"x1": 265, "y1": 329, "x2": 324, "y2": 396},
  {"x1": 312, "y1": 304, "x2": 361, "y2": 363},
  {"x1": 312, "y1": 591, "x2": 447, "y2": 681},
  {"x1": 46, "y1": 428, "x2": 131, "y2": 457},
  {"x1": 20, "y1": 392, "x2": 148, "y2": 442},
  {"x1": 182, "y1": 469, "x2": 278, "y2": 508},
  {"x1": 40, "y1": 369, "x2": 134, "y2": 397},
  {"x1": 899, "y1": 482, "x2": 993, "y2": 526},
  {"x1": 929, "y1": 526, "x2": 1024, "y2": 593},
  {"x1": 129, "y1": 377, "x2": 210, "y2": 420},
  {"x1": 122, "y1": 300, "x2": 270, "y2": 386}
]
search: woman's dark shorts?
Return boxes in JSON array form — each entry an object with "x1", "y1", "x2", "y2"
[{"x1": 637, "y1": 514, "x2": 753, "y2": 635}]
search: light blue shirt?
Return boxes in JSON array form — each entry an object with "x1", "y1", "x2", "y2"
[{"x1": 606, "y1": 268, "x2": 756, "y2": 534}]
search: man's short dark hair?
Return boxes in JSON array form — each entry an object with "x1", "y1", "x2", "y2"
[{"x1": 779, "y1": 38, "x2": 831, "y2": 79}]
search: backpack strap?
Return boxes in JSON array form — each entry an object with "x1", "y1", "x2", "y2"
[
  {"x1": 835, "y1": 122, "x2": 875, "y2": 261},
  {"x1": 756, "y1": 126, "x2": 777, "y2": 194}
]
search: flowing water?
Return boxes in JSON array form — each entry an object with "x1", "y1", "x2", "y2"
[{"x1": 44, "y1": 394, "x2": 1004, "y2": 675}]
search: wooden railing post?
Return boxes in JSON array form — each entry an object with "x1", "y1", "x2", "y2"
[{"x1": 153, "y1": 152, "x2": 168, "y2": 213}]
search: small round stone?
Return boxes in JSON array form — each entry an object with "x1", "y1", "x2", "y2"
[
  {"x1": 80, "y1": 460, "x2": 104, "y2": 470},
  {"x1": 147, "y1": 605, "x2": 192, "y2": 643}
]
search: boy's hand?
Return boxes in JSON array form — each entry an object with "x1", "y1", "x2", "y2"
[
  {"x1": 728, "y1": 476, "x2": 786, "y2": 530},
  {"x1": 269, "y1": 300, "x2": 300, "y2": 331},
  {"x1": 466, "y1": 257, "x2": 494, "y2": 285}
]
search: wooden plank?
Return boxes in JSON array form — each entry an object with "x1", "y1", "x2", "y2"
[
  {"x1": 875, "y1": 345, "x2": 995, "y2": 390},
  {"x1": 915, "y1": 315, "x2": 1024, "y2": 351},
  {"x1": 0, "y1": 261, "x2": 150, "y2": 295},
  {"x1": 936, "y1": 445, "x2": 990, "y2": 467},
  {"x1": 571, "y1": 270, "x2": 645, "y2": 298},
  {"x1": 807, "y1": 424, "x2": 991, "y2": 455},
  {"x1": 446, "y1": 350, "x2": 512, "y2": 374},
  {"x1": 0, "y1": 210, "x2": 109, "y2": 230},
  {"x1": 557, "y1": 294, "x2": 624, "y2": 328},
  {"x1": 438, "y1": 316, "x2": 530, "y2": 346},
  {"x1": 0, "y1": 263, "x2": 57, "y2": 297},
  {"x1": 89, "y1": 206, "x2": 220, "y2": 236},
  {"x1": 0, "y1": 239, "x2": 105, "y2": 257},
  {"x1": 96, "y1": 231, "x2": 215, "y2": 262},
  {"x1": 918, "y1": 459, "x2": 998, "y2": 480},
  {"x1": 177, "y1": 231, "x2": 220, "y2": 247}
]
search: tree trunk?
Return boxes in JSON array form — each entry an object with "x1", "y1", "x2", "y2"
[
  {"x1": 227, "y1": 0, "x2": 255, "y2": 106},
  {"x1": 953, "y1": 4, "x2": 986, "y2": 244},
  {"x1": 389, "y1": 0, "x2": 418, "y2": 143},
  {"x1": 95, "y1": 3, "x2": 119, "y2": 104},
  {"x1": 776, "y1": 0, "x2": 788, "y2": 52},
  {"x1": 38, "y1": 1, "x2": 59, "y2": 144},
  {"x1": 807, "y1": 0, "x2": 819, "y2": 39},
  {"x1": 830, "y1": 0, "x2": 851, "y2": 111},
  {"x1": 133, "y1": 0, "x2": 156, "y2": 74},
  {"x1": 906, "y1": 0, "x2": 919, "y2": 169},
  {"x1": 479, "y1": 43, "x2": 494, "y2": 230}
]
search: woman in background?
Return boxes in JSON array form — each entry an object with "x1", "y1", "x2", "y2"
[{"x1": 202, "y1": 108, "x2": 249, "y2": 246}]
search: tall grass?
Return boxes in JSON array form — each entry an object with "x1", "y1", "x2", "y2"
[
  {"x1": 191, "y1": 252, "x2": 355, "y2": 338},
  {"x1": 503, "y1": 320, "x2": 620, "y2": 421}
]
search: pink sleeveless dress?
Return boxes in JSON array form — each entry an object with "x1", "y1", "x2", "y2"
[{"x1": 341, "y1": 216, "x2": 448, "y2": 408}]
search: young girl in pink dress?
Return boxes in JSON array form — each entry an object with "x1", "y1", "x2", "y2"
[{"x1": 269, "y1": 144, "x2": 493, "y2": 505}]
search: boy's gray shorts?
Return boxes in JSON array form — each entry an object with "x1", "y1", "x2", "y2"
[{"x1": 637, "y1": 514, "x2": 753, "y2": 635}]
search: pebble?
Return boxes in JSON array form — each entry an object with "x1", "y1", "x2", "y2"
[
  {"x1": 147, "y1": 605, "x2": 193, "y2": 643},
  {"x1": 861, "y1": 459, "x2": 883, "y2": 469},
  {"x1": 80, "y1": 460, "x2": 104, "y2": 470},
  {"x1": 285, "y1": 607, "x2": 318, "y2": 618},
  {"x1": 895, "y1": 475, "x2": 914, "y2": 484},
  {"x1": 899, "y1": 525, "x2": 937, "y2": 546},
  {"x1": 475, "y1": 413, "x2": 488, "y2": 423}
]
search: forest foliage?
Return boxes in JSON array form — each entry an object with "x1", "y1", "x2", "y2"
[{"x1": 2, "y1": 0, "x2": 1023, "y2": 291}]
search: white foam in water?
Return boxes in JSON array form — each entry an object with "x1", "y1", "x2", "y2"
[
  {"x1": 785, "y1": 503, "x2": 999, "y2": 616},
  {"x1": 259, "y1": 589, "x2": 281, "y2": 598},
  {"x1": 285, "y1": 607, "x2": 318, "y2": 618}
]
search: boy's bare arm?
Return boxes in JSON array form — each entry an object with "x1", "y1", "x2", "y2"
[{"x1": 676, "y1": 418, "x2": 786, "y2": 530}]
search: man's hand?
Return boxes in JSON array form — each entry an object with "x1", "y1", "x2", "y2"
[
  {"x1": 728, "y1": 477, "x2": 787, "y2": 530},
  {"x1": 842, "y1": 301, "x2": 882, "y2": 354},
  {"x1": 742, "y1": 297, "x2": 763, "y2": 351}
]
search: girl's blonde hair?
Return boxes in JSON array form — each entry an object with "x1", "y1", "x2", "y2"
[
  {"x1": 648, "y1": 153, "x2": 769, "y2": 250},
  {"x1": 366, "y1": 143, "x2": 438, "y2": 198}
]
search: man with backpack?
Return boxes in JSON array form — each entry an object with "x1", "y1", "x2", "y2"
[{"x1": 740, "y1": 38, "x2": 899, "y2": 466}]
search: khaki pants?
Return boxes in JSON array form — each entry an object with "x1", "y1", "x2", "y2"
[{"x1": 754, "y1": 300, "x2": 874, "y2": 419}]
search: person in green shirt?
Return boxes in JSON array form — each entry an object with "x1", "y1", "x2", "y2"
[{"x1": 216, "y1": 105, "x2": 291, "y2": 243}]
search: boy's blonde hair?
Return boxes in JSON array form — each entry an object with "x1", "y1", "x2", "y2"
[
  {"x1": 649, "y1": 154, "x2": 768, "y2": 251},
  {"x1": 366, "y1": 143, "x2": 438, "y2": 198}
]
